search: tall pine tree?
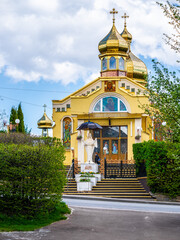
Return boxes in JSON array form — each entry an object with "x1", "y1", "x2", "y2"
[
  {"x1": 17, "y1": 103, "x2": 25, "y2": 133},
  {"x1": 9, "y1": 107, "x2": 17, "y2": 124}
]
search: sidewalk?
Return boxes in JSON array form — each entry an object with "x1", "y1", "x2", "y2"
[{"x1": 62, "y1": 194, "x2": 180, "y2": 206}]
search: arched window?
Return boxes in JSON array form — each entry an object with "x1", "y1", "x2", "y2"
[
  {"x1": 103, "y1": 97, "x2": 118, "y2": 111},
  {"x1": 63, "y1": 117, "x2": 71, "y2": 149},
  {"x1": 109, "y1": 57, "x2": 116, "y2": 69},
  {"x1": 93, "y1": 97, "x2": 127, "y2": 112},
  {"x1": 119, "y1": 57, "x2": 124, "y2": 70},
  {"x1": 94, "y1": 100, "x2": 101, "y2": 111},
  {"x1": 102, "y1": 57, "x2": 107, "y2": 70}
]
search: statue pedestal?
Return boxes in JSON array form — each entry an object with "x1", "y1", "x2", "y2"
[{"x1": 81, "y1": 163, "x2": 98, "y2": 173}]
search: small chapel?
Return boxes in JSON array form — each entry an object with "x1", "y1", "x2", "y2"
[{"x1": 52, "y1": 9, "x2": 152, "y2": 166}]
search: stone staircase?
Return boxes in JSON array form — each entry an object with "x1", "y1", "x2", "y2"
[{"x1": 63, "y1": 178, "x2": 152, "y2": 199}]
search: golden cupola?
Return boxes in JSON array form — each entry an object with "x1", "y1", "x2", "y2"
[
  {"x1": 98, "y1": 8, "x2": 128, "y2": 78},
  {"x1": 126, "y1": 52, "x2": 148, "y2": 81},
  {"x1": 37, "y1": 104, "x2": 53, "y2": 137},
  {"x1": 98, "y1": 23, "x2": 128, "y2": 54},
  {"x1": 121, "y1": 13, "x2": 132, "y2": 50},
  {"x1": 120, "y1": 13, "x2": 148, "y2": 81}
]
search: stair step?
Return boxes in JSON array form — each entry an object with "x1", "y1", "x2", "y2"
[
  {"x1": 64, "y1": 177, "x2": 153, "y2": 199},
  {"x1": 63, "y1": 192, "x2": 151, "y2": 198}
]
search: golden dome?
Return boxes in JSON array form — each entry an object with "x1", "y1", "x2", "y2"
[
  {"x1": 98, "y1": 23, "x2": 128, "y2": 54},
  {"x1": 126, "y1": 51, "x2": 148, "y2": 79},
  {"x1": 121, "y1": 26, "x2": 132, "y2": 42},
  {"x1": 37, "y1": 106, "x2": 53, "y2": 129}
]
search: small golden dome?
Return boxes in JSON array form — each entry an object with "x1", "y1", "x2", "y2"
[
  {"x1": 121, "y1": 26, "x2": 132, "y2": 42},
  {"x1": 37, "y1": 105, "x2": 53, "y2": 129},
  {"x1": 98, "y1": 23, "x2": 128, "y2": 54},
  {"x1": 126, "y1": 51, "x2": 148, "y2": 79}
]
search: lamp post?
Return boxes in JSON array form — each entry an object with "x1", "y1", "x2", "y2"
[
  {"x1": 162, "y1": 122, "x2": 166, "y2": 126},
  {"x1": 15, "y1": 119, "x2": 20, "y2": 132}
]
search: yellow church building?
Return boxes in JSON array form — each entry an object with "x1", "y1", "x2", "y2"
[{"x1": 52, "y1": 10, "x2": 152, "y2": 166}]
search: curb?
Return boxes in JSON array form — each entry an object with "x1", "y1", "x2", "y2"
[{"x1": 62, "y1": 195, "x2": 180, "y2": 206}]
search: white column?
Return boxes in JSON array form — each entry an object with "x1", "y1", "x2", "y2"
[
  {"x1": 77, "y1": 120, "x2": 84, "y2": 164},
  {"x1": 135, "y1": 119, "x2": 142, "y2": 143},
  {"x1": 130, "y1": 121, "x2": 132, "y2": 136}
]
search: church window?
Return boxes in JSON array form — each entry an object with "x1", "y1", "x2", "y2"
[
  {"x1": 93, "y1": 97, "x2": 127, "y2": 112},
  {"x1": 120, "y1": 101, "x2": 127, "y2": 111},
  {"x1": 102, "y1": 57, "x2": 107, "y2": 70},
  {"x1": 121, "y1": 83, "x2": 125, "y2": 87},
  {"x1": 109, "y1": 57, "x2": 116, "y2": 69},
  {"x1": 57, "y1": 108, "x2": 60, "y2": 112},
  {"x1": 120, "y1": 139, "x2": 127, "y2": 154},
  {"x1": 94, "y1": 100, "x2": 101, "y2": 111},
  {"x1": 66, "y1": 104, "x2": 70, "y2": 108},
  {"x1": 120, "y1": 126, "x2": 128, "y2": 137},
  {"x1": 63, "y1": 117, "x2": 71, "y2": 149},
  {"x1": 62, "y1": 107, "x2": 65, "y2": 112},
  {"x1": 119, "y1": 57, "x2": 125, "y2": 70},
  {"x1": 103, "y1": 97, "x2": 118, "y2": 111}
]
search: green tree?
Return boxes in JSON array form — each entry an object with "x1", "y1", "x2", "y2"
[
  {"x1": 0, "y1": 137, "x2": 67, "y2": 218},
  {"x1": 9, "y1": 107, "x2": 17, "y2": 124},
  {"x1": 157, "y1": 0, "x2": 180, "y2": 54},
  {"x1": 17, "y1": 103, "x2": 25, "y2": 133},
  {"x1": 142, "y1": 61, "x2": 180, "y2": 142},
  {"x1": 141, "y1": 1, "x2": 180, "y2": 142}
]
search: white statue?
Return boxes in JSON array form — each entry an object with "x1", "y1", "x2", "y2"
[{"x1": 83, "y1": 132, "x2": 97, "y2": 163}]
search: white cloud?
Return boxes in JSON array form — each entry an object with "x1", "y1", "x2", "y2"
[
  {"x1": 6, "y1": 67, "x2": 43, "y2": 82},
  {"x1": 27, "y1": 0, "x2": 59, "y2": 13},
  {"x1": 0, "y1": 54, "x2": 6, "y2": 73},
  {"x1": 85, "y1": 72, "x2": 100, "y2": 84},
  {"x1": 51, "y1": 62, "x2": 88, "y2": 85},
  {"x1": 0, "y1": 0, "x2": 178, "y2": 85}
]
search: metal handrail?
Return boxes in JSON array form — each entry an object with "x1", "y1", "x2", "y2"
[{"x1": 66, "y1": 161, "x2": 74, "y2": 190}]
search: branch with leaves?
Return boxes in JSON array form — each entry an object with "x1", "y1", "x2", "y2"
[
  {"x1": 140, "y1": 60, "x2": 180, "y2": 142},
  {"x1": 157, "y1": 0, "x2": 180, "y2": 54}
]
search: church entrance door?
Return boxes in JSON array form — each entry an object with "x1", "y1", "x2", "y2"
[{"x1": 93, "y1": 126, "x2": 128, "y2": 161}]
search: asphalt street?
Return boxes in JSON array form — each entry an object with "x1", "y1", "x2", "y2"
[
  {"x1": 63, "y1": 197, "x2": 180, "y2": 214},
  {"x1": 0, "y1": 198, "x2": 180, "y2": 240}
]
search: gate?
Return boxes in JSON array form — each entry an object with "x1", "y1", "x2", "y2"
[{"x1": 104, "y1": 159, "x2": 136, "y2": 178}]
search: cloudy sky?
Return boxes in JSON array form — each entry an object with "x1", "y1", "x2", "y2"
[{"x1": 0, "y1": 0, "x2": 178, "y2": 135}]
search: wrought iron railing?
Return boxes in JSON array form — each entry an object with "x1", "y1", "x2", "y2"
[
  {"x1": 104, "y1": 158, "x2": 136, "y2": 178},
  {"x1": 66, "y1": 159, "x2": 75, "y2": 191}
]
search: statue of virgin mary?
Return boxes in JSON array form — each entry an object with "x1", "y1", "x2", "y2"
[{"x1": 83, "y1": 132, "x2": 97, "y2": 163}]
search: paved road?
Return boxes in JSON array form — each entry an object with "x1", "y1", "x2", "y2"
[
  {"x1": 0, "y1": 199, "x2": 180, "y2": 240},
  {"x1": 63, "y1": 197, "x2": 180, "y2": 214}
]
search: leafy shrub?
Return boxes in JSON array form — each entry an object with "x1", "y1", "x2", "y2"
[
  {"x1": 0, "y1": 140, "x2": 66, "y2": 218},
  {"x1": 133, "y1": 141, "x2": 180, "y2": 198},
  {"x1": 133, "y1": 142, "x2": 148, "y2": 177},
  {"x1": 80, "y1": 179, "x2": 91, "y2": 182}
]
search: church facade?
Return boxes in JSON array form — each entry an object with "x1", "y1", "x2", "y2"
[{"x1": 52, "y1": 10, "x2": 152, "y2": 166}]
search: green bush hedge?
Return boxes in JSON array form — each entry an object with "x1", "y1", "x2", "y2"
[
  {"x1": 0, "y1": 140, "x2": 66, "y2": 218},
  {"x1": 133, "y1": 141, "x2": 180, "y2": 198}
]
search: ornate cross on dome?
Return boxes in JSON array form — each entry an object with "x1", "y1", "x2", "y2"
[
  {"x1": 122, "y1": 13, "x2": 129, "y2": 27},
  {"x1": 110, "y1": 8, "x2": 118, "y2": 24},
  {"x1": 43, "y1": 104, "x2": 47, "y2": 113}
]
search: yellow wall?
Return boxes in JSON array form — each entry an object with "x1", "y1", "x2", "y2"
[{"x1": 52, "y1": 77, "x2": 152, "y2": 165}]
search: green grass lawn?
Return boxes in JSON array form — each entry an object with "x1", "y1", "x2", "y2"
[{"x1": 0, "y1": 201, "x2": 71, "y2": 232}]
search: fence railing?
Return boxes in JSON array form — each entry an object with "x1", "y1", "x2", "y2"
[
  {"x1": 104, "y1": 158, "x2": 136, "y2": 178},
  {"x1": 66, "y1": 159, "x2": 75, "y2": 190}
]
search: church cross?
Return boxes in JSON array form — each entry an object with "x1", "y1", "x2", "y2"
[
  {"x1": 122, "y1": 13, "x2": 129, "y2": 27},
  {"x1": 110, "y1": 8, "x2": 118, "y2": 24},
  {"x1": 43, "y1": 104, "x2": 47, "y2": 113}
]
